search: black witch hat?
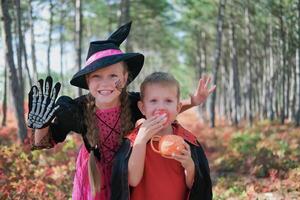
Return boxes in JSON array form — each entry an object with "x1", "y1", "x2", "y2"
[{"x1": 70, "y1": 22, "x2": 144, "y2": 89}]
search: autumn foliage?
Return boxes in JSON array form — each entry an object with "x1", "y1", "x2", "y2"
[{"x1": 1, "y1": 108, "x2": 300, "y2": 199}]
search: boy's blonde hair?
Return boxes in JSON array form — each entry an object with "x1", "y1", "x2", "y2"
[{"x1": 140, "y1": 72, "x2": 180, "y2": 100}]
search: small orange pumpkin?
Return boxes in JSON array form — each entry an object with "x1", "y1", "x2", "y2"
[{"x1": 150, "y1": 135, "x2": 185, "y2": 158}]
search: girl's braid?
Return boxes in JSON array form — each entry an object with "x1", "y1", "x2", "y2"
[
  {"x1": 120, "y1": 85, "x2": 133, "y2": 139},
  {"x1": 84, "y1": 93, "x2": 101, "y2": 196}
]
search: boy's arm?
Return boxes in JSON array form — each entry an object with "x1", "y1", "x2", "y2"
[
  {"x1": 180, "y1": 75, "x2": 216, "y2": 112},
  {"x1": 128, "y1": 140, "x2": 147, "y2": 187},
  {"x1": 172, "y1": 142, "x2": 196, "y2": 188},
  {"x1": 185, "y1": 162, "x2": 195, "y2": 189},
  {"x1": 128, "y1": 115, "x2": 167, "y2": 186}
]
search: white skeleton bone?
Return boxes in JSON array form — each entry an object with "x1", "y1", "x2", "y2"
[{"x1": 27, "y1": 77, "x2": 61, "y2": 129}]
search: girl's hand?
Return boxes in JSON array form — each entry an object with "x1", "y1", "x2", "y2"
[
  {"x1": 190, "y1": 75, "x2": 216, "y2": 106},
  {"x1": 134, "y1": 114, "x2": 167, "y2": 144},
  {"x1": 172, "y1": 142, "x2": 195, "y2": 172}
]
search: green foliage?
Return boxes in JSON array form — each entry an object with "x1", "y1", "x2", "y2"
[{"x1": 230, "y1": 131, "x2": 261, "y2": 155}]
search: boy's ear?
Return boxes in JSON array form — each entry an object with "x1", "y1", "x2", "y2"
[
  {"x1": 177, "y1": 101, "x2": 182, "y2": 113},
  {"x1": 137, "y1": 101, "x2": 146, "y2": 115}
]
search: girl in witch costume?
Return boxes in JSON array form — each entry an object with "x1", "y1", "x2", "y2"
[{"x1": 27, "y1": 22, "x2": 215, "y2": 200}]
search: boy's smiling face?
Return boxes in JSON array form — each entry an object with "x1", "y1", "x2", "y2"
[{"x1": 138, "y1": 83, "x2": 182, "y2": 127}]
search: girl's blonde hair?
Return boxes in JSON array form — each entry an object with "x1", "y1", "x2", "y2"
[{"x1": 84, "y1": 63, "x2": 133, "y2": 196}]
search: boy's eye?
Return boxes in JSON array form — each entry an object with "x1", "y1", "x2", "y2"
[
  {"x1": 110, "y1": 74, "x2": 118, "y2": 78},
  {"x1": 166, "y1": 99, "x2": 173, "y2": 103},
  {"x1": 150, "y1": 99, "x2": 157, "y2": 103}
]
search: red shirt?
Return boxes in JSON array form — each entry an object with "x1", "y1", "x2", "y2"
[{"x1": 128, "y1": 122, "x2": 199, "y2": 200}]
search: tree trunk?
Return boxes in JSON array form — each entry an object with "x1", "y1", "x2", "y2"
[
  {"x1": 60, "y1": 1, "x2": 65, "y2": 93},
  {"x1": 119, "y1": 0, "x2": 132, "y2": 52},
  {"x1": 267, "y1": 15, "x2": 275, "y2": 121},
  {"x1": 245, "y1": 2, "x2": 253, "y2": 126},
  {"x1": 1, "y1": 0, "x2": 27, "y2": 142},
  {"x1": 2, "y1": 65, "x2": 7, "y2": 126},
  {"x1": 75, "y1": 0, "x2": 82, "y2": 96},
  {"x1": 279, "y1": 3, "x2": 286, "y2": 124},
  {"x1": 14, "y1": 0, "x2": 24, "y2": 104},
  {"x1": 47, "y1": 0, "x2": 54, "y2": 76},
  {"x1": 28, "y1": 0, "x2": 37, "y2": 82},
  {"x1": 22, "y1": 36, "x2": 32, "y2": 87},
  {"x1": 296, "y1": 0, "x2": 300, "y2": 126},
  {"x1": 228, "y1": 12, "x2": 241, "y2": 126},
  {"x1": 209, "y1": 0, "x2": 226, "y2": 127}
]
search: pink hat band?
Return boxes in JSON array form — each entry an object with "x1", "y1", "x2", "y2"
[{"x1": 85, "y1": 49, "x2": 123, "y2": 67}]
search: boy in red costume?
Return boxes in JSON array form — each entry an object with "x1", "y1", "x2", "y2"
[{"x1": 111, "y1": 72, "x2": 212, "y2": 200}]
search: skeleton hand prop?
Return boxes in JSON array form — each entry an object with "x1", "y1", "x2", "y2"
[{"x1": 27, "y1": 76, "x2": 61, "y2": 129}]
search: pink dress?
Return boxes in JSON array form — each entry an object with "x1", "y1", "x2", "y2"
[{"x1": 72, "y1": 107, "x2": 121, "y2": 200}]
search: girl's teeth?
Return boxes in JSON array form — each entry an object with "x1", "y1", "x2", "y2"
[{"x1": 100, "y1": 91, "x2": 111, "y2": 95}]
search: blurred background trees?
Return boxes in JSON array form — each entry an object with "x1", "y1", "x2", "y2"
[{"x1": 0, "y1": 0, "x2": 300, "y2": 141}]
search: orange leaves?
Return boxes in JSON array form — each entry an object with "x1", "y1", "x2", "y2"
[{"x1": 0, "y1": 133, "x2": 77, "y2": 199}]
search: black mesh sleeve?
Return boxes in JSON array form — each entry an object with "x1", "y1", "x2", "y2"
[{"x1": 50, "y1": 95, "x2": 85, "y2": 143}]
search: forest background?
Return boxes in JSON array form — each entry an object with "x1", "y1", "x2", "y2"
[{"x1": 0, "y1": 0, "x2": 300, "y2": 199}]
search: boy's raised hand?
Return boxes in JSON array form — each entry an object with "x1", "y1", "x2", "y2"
[
  {"x1": 191, "y1": 75, "x2": 216, "y2": 106},
  {"x1": 135, "y1": 114, "x2": 167, "y2": 144},
  {"x1": 27, "y1": 76, "x2": 61, "y2": 129}
]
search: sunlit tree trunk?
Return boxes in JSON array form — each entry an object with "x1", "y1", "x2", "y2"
[
  {"x1": 296, "y1": 0, "x2": 300, "y2": 126},
  {"x1": 1, "y1": 0, "x2": 27, "y2": 142},
  {"x1": 28, "y1": 0, "x2": 37, "y2": 81},
  {"x1": 47, "y1": 0, "x2": 54, "y2": 76},
  {"x1": 228, "y1": 11, "x2": 241, "y2": 126},
  {"x1": 119, "y1": 0, "x2": 132, "y2": 52},
  {"x1": 23, "y1": 37, "x2": 32, "y2": 87},
  {"x1": 2, "y1": 66, "x2": 7, "y2": 126},
  {"x1": 59, "y1": 1, "x2": 65, "y2": 93},
  {"x1": 75, "y1": 0, "x2": 82, "y2": 96},
  {"x1": 279, "y1": 3, "x2": 286, "y2": 124},
  {"x1": 209, "y1": 0, "x2": 226, "y2": 127},
  {"x1": 267, "y1": 15, "x2": 275, "y2": 121},
  {"x1": 14, "y1": 0, "x2": 25, "y2": 103},
  {"x1": 244, "y1": 2, "x2": 253, "y2": 126}
]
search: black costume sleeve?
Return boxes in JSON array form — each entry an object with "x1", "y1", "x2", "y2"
[
  {"x1": 128, "y1": 92, "x2": 144, "y2": 123},
  {"x1": 189, "y1": 142, "x2": 213, "y2": 200},
  {"x1": 111, "y1": 139, "x2": 132, "y2": 200},
  {"x1": 50, "y1": 95, "x2": 86, "y2": 143}
]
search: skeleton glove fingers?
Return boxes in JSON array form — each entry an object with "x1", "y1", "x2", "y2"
[{"x1": 27, "y1": 76, "x2": 61, "y2": 129}]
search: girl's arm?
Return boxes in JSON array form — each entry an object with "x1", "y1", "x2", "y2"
[
  {"x1": 180, "y1": 75, "x2": 216, "y2": 112},
  {"x1": 31, "y1": 127, "x2": 56, "y2": 149}
]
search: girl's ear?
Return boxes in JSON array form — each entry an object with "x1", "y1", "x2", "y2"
[
  {"x1": 124, "y1": 71, "x2": 129, "y2": 84},
  {"x1": 137, "y1": 101, "x2": 146, "y2": 115}
]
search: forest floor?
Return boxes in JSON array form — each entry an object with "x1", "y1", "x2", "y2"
[{"x1": 0, "y1": 107, "x2": 300, "y2": 200}]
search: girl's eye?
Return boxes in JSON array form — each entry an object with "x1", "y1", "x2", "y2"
[
  {"x1": 91, "y1": 74, "x2": 100, "y2": 79},
  {"x1": 166, "y1": 99, "x2": 173, "y2": 103},
  {"x1": 150, "y1": 99, "x2": 157, "y2": 103},
  {"x1": 110, "y1": 74, "x2": 118, "y2": 78}
]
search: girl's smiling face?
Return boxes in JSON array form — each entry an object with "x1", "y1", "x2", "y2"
[{"x1": 86, "y1": 62, "x2": 128, "y2": 109}]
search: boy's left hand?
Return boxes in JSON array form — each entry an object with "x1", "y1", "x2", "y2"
[
  {"x1": 172, "y1": 142, "x2": 195, "y2": 172},
  {"x1": 190, "y1": 75, "x2": 216, "y2": 106}
]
